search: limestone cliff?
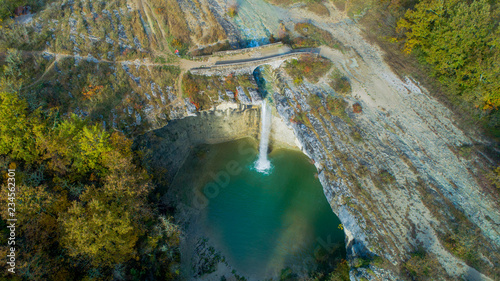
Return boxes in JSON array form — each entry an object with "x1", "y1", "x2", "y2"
[
  {"x1": 136, "y1": 101, "x2": 298, "y2": 182},
  {"x1": 136, "y1": 1, "x2": 500, "y2": 280}
]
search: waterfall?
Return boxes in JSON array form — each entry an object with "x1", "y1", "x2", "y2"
[{"x1": 255, "y1": 100, "x2": 272, "y2": 173}]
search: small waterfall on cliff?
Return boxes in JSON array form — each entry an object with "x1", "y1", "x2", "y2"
[{"x1": 255, "y1": 100, "x2": 272, "y2": 173}]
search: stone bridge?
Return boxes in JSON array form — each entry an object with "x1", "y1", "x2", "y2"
[{"x1": 189, "y1": 48, "x2": 320, "y2": 76}]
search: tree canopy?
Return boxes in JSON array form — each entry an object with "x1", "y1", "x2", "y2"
[
  {"x1": 397, "y1": 0, "x2": 500, "y2": 110},
  {"x1": 0, "y1": 92, "x2": 180, "y2": 280}
]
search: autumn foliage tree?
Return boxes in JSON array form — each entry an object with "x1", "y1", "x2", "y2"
[
  {"x1": 82, "y1": 85, "x2": 104, "y2": 100},
  {"x1": 0, "y1": 92, "x2": 179, "y2": 280}
]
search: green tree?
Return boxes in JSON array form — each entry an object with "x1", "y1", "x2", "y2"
[
  {"x1": 0, "y1": 92, "x2": 38, "y2": 163},
  {"x1": 60, "y1": 197, "x2": 139, "y2": 266},
  {"x1": 0, "y1": 0, "x2": 24, "y2": 20},
  {"x1": 397, "y1": 0, "x2": 500, "y2": 109},
  {"x1": 59, "y1": 131, "x2": 152, "y2": 266}
]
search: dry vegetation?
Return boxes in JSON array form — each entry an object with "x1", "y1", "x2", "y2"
[
  {"x1": 284, "y1": 55, "x2": 332, "y2": 85},
  {"x1": 189, "y1": 40, "x2": 231, "y2": 57},
  {"x1": 2, "y1": 51, "x2": 180, "y2": 134},
  {"x1": 329, "y1": 68, "x2": 352, "y2": 96},
  {"x1": 292, "y1": 22, "x2": 343, "y2": 49},
  {"x1": 401, "y1": 247, "x2": 447, "y2": 280},
  {"x1": 150, "y1": 0, "x2": 192, "y2": 54},
  {"x1": 182, "y1": 72, "x2": 255, "y2": 110},
  {"x1": 305, "y1": 2, "x2": 330, "y2": 17},
  {"x1": 0, "y1": 0, "x2": 188, "y2": 135},
  {"x1": 414, "y1": 180, "x2": 500, "y2": 278},
  {"x1": 264, "y1": 0, "x2": 330, "y2": 16}
]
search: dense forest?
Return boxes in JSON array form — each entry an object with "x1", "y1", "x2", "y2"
[
  {"x1": 0, "y1": 93, "x2": 181, "y2": 279},
  {"x1": 396, "y1": 0, "x2": 500, "y2": 129},
  {"x1": 0, "y1": 0, "x2": 499, "y2": 280},
  {"x1": 354, "y1": 0, "x2": 500, "y2": 135},
  {"x1": 0, "y1": 0, "x2": 182, "y2": 278}
]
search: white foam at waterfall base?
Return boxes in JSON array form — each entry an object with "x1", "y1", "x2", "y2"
[{"x1": 255, "y1": 100, "x2": 272, "y2": 173}]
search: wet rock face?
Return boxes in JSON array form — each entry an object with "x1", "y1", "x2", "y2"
[{"x1": 136, "y1": 100, "x2": 298, "y2": 183}]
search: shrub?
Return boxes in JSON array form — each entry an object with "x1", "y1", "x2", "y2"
[
  {"x1": 325, "y1": 95, "x2": 348, "y2": 119},
  {"x1": 228, "y1": 4, "x2": 238, "y2": 17},
  {"x1": 285, "y1": 55, "x2": 332, "y2": 84},
  {"x1": 401, "y1": 248, "x2": 446, "y2": 280},
  {"x1": 306, "y1": 2, "x2": 330, "y2": 17},
  {"x1": 182, "y1": 72, "x2": 254, "y2": 110},
  {"x1": 351, "y1": 129, "x2": 363, "y2": 142},
  {"x1": 291, "y1": 111, "x2": 308, "y2": 125},
  {"x1": 379, "y1": 169, "x2": 395, "y2": 184},
  {"x1": 293, "y1": 22, "x2": 343, "y2": 49},
  {"x1": 329, "y1": 69, "x2": 352, "y2": 96},
  {"x1": 308, "y1": 94, "x2": 322, "y2": 110},
  {"x1": 486, "y1": 166, "x2": 500, "y2": 189},
  {"x1": 327, "y1": 259, "x2": 350, "y2": 281},
  {"x1": 356, "y1": 165, "x2": 369, "y2": 177},
  {"x1": 353, "y1": 102, "x2": 362, "y2": 113}
]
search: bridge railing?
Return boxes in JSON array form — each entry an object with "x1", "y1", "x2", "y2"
[{"x1": 190, "y1": 50, "x2": 319, "y2": 72}]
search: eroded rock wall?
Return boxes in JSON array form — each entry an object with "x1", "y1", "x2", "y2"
[{"x1": 136, "y1": 102, "x2": 299, "y2": 181}]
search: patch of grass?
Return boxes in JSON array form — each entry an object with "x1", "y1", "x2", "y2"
[
  {"x1": 228, "y1": 4, "x2": 238, "y2": 17},
  {"x1": 356, "y1": 1, "x2": 500, "y2": 141},
  {"x1": 182, "y1": 72, "x2": 254, "y2": 110},
  {"x1": 351, "y1": 129, "x2": 363, "y2": 142},
  {"x1": 279, "y1": 267, "x2": 297, "y2": 280},
  {"x1": 486, "y1": 166, "x2": 500, "y2": 189},
  {"x1": 352, "y1": 103, "x2": 362, "y2": 113},
  {"x1": 414, "y1": 181, "x2": 500, "y2": 277},
  {"x1": 150, "y1": 0, "x2": 191, "y2": 46},
  {"x1": 329, "y1": 69, "x2": 352, "y2": 96},
  {"x1": 331, "y1": 0, "x2": 346, "y2": 11},
  {"x1": 9, "y1": 55, "x2": 180, "y2": 134},
  {"x1": 401, "y1": 247, "x2": 447, "y2": 280},
  {"x1": 325, "y1": 95, "x2": 348, "y2": 120},
  {"x1": 356, "y1": 165, "x2": 369, "y2": 177},
  {"x1": 293, "y1": 22, "x2": 343, "y2": 49},
  {"x1": 379, "y1": 169, "x2": 396, "y2": 184},
  {"x1": 326, "y1": 259, "x2": 350, "y2": 281},
  {"x1": 332, "y1": 0, "x2": 372, "y2": 18},
  {"x1": 263, "y1": 0, "x2": 329, "y2": 17},
  {"x1": 307, "y1": 94, "x2": 323, "y2": 110},
  {"x1": 154, "y1": 56, "x2": 168, "y2": 64},
  {"x1": 306, "y1": 2, "x2": 330, "y2": 17},
  {"x1": 284, "y1": 55, "x2": 332, "y2": 84},
  {"x1": 291, "y1": 111, "x2": 309, "y2": 125},
  {"x1": 458, "y1": 145, "x2": 474, "y2": 159}
]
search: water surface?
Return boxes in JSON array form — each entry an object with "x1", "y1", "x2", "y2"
[{"x1": 175, "y1": 138, "x2": 345, "y2": 278}]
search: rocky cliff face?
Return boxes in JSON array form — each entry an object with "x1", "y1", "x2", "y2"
[
  {"x1": 135, "y1": 1, "x2": 500, "y2": 280},
  {"x1": 270, "y1": 75, "x2": 499, "y2": 280},
  {"x1": 139, "y1": 71, "x2": 499, "y2": 279},
  {"x1": 136, "y1": 101, "x2": 298, "y2": 182},
  {"x1": 139, "y1": 56, "x2": 499, "y2": 281}
]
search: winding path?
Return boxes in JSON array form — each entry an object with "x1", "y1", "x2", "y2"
[{"x1": 19, "y1": 44, "x2": 317, "y2": 106}]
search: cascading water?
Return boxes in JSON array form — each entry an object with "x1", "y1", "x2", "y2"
[{"x1": 255, "y1": 100, "x2": 272, "y2": 173}]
